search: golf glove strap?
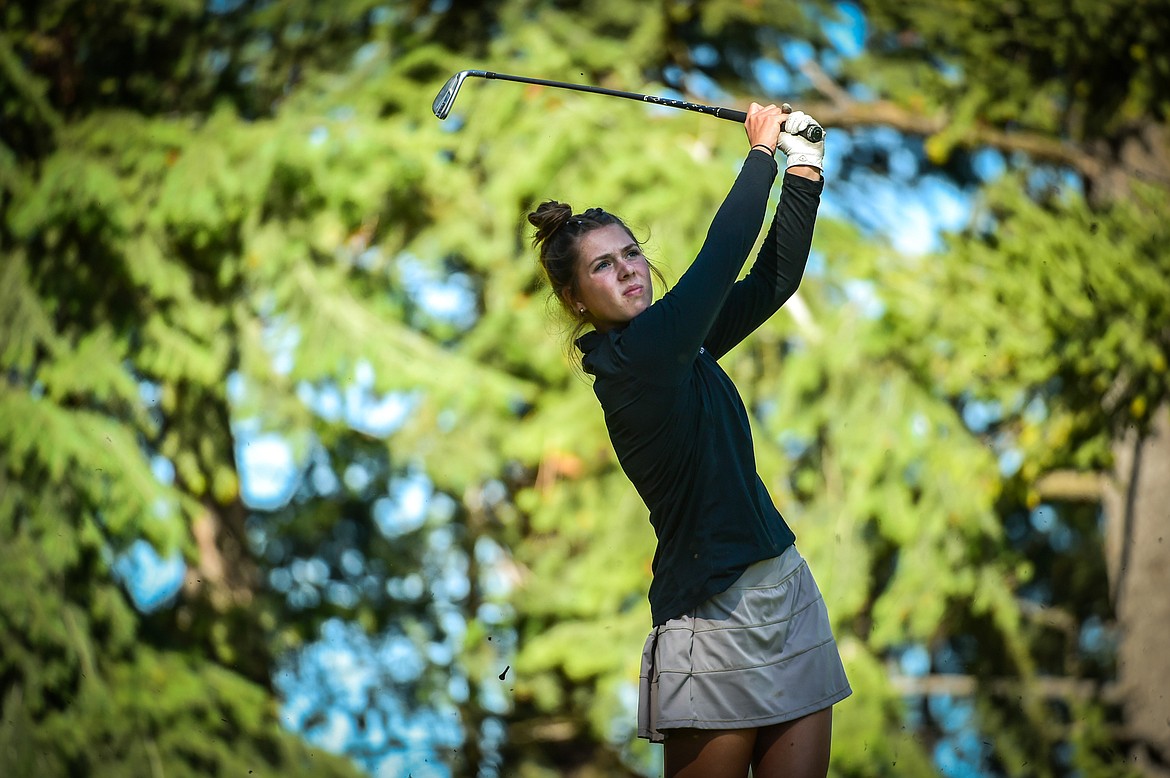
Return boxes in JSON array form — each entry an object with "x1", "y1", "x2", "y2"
[{"x1": 777, "y1": 111, "x2": 824, "y2": 171}]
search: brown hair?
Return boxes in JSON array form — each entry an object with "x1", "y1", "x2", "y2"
[{"x1": 527, "y1": 201, "x2": 665, "y2": 351}]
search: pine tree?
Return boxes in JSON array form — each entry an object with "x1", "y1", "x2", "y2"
[{"x1": 3, "y1": 0, "x2": 1167, "y2": 776}]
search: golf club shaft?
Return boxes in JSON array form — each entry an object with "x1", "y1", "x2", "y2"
[
  {"x1": 481, "y1": 70, "x2": 746, "y2": 121},
  {"x1": 464, "y1": 70, "x2": 822, "y2": 142}
]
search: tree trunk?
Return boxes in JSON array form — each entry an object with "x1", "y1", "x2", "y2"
[{"x1": 1101, "y1": 405, "x2": 1170, "y2": 775}]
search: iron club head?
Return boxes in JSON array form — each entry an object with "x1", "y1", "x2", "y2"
[{"x1": 432, "y1": 70, "x2": 484, "y2": 120}]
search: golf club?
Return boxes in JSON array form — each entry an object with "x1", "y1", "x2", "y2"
[{"x1": 432, "y1": 69, "x2": 824, "y2": 143}]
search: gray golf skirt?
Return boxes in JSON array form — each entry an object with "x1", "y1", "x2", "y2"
[{"x1": 637, "y1": 544, "x2": 851, "y2": 742}]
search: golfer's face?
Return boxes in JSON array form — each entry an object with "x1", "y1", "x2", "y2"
[{"x1": 574, "y1": 225, "x2": 653, "y2": 331}]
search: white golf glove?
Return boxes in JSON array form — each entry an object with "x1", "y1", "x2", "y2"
[{"x1": 777, "y1": 110, "x2": 824, "y2": 172}]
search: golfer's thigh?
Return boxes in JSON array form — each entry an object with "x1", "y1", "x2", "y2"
[
  {"x1": 664, "y1": 728, "x2": 756, "y2": 778},
  {"x1": 751, "y1": 708, "x2": 833, "y2": 778}
]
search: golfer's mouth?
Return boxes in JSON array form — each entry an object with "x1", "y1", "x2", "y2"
[{"x1": 623, "y1": 285, "x2": 644, "y2": 298}]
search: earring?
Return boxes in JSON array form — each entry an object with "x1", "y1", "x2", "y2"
[{"x1": 579, "y1": 307, "x2": 586, "y2": 314}]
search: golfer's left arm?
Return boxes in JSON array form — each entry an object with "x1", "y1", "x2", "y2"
[{"x1": 705, "y1": 111, "x2": 825, "y2": 359}]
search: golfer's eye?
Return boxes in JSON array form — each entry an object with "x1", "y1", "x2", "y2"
[{"x1": 594, "y1": 260, "x2": 610, "y2": 271}]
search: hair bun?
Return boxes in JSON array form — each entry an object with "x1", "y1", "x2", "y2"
[{"x1": 528, "y1": 200, "x2": 574, "y2": 244}]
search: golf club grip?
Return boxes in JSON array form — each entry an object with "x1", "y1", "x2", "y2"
[
  {"x1": 692, "y1": 106, "x2": 823, "y2": 142},
  {"x1": 719, "y1": 109, "x2": 824, "y2": 143}
]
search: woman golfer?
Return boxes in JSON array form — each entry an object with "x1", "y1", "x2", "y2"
[{"x1": 527, "y1": 103, "x2": 850, "y2": 778}]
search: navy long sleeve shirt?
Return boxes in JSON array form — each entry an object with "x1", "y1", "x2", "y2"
[{"x1": 576, "y1": 149, "x2": 823, "y2": 625}]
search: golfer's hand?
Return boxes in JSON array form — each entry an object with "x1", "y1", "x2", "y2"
[
  {"x1": 777, "y1": 109, "x2": 824, "y2": 175},
  {"x1": 744, "y1": 102, "x2": 785, "y2": 154}
]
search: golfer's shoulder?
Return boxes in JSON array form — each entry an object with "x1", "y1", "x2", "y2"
[{"x1": 581, "y1": 328, "x2": 641, "y2": 374}]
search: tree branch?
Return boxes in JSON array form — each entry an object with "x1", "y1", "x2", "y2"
[
  {"x1": 1033, "y1": 469, "x2": 1104, "y2": 502},
  {"x1": 798, "y1": 59, "x2": 853, "y2": 109},
  {"x1": 0, "y1": 32, "x2": 63, "y2": 137},
  {"x1": 805, "y1": 99, "x2": 1099, "y2": 176},
  {"x1": 1016, "y1": 598, "x2": 1079, "y2": 634},
  {"x1": 889, "y1": 673, "x2": 1122, "y2": 704},
  {"x1": 786, "y1": 57, "x2": 1123, "y2": 183}
]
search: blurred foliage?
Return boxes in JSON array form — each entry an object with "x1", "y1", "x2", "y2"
[
  {"x1": 886, "y1": 177, "x2": 1170, "y2": 474},
  {"x1": 853, "y1": 0, "x2": 1170, "y2": 140},
  {"x1": 1, "y1": 0, "x2": 1166, "y2": 776}
]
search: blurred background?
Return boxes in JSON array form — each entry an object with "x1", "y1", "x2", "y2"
[{"x1": 2, "y1": 0, "x2": 1169, "y2": 776}]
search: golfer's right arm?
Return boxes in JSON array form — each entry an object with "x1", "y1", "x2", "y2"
[{"x1": 618, "y1": 105, "x2": 785, "y2": 382}]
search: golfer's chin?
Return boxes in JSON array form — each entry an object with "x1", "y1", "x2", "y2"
[
  {"x1": 624, "y1": 295, "x2": 651, "y2": 320},
  {"x1": 595, "y1": 300, "x2": 650, "y2": 332}
]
